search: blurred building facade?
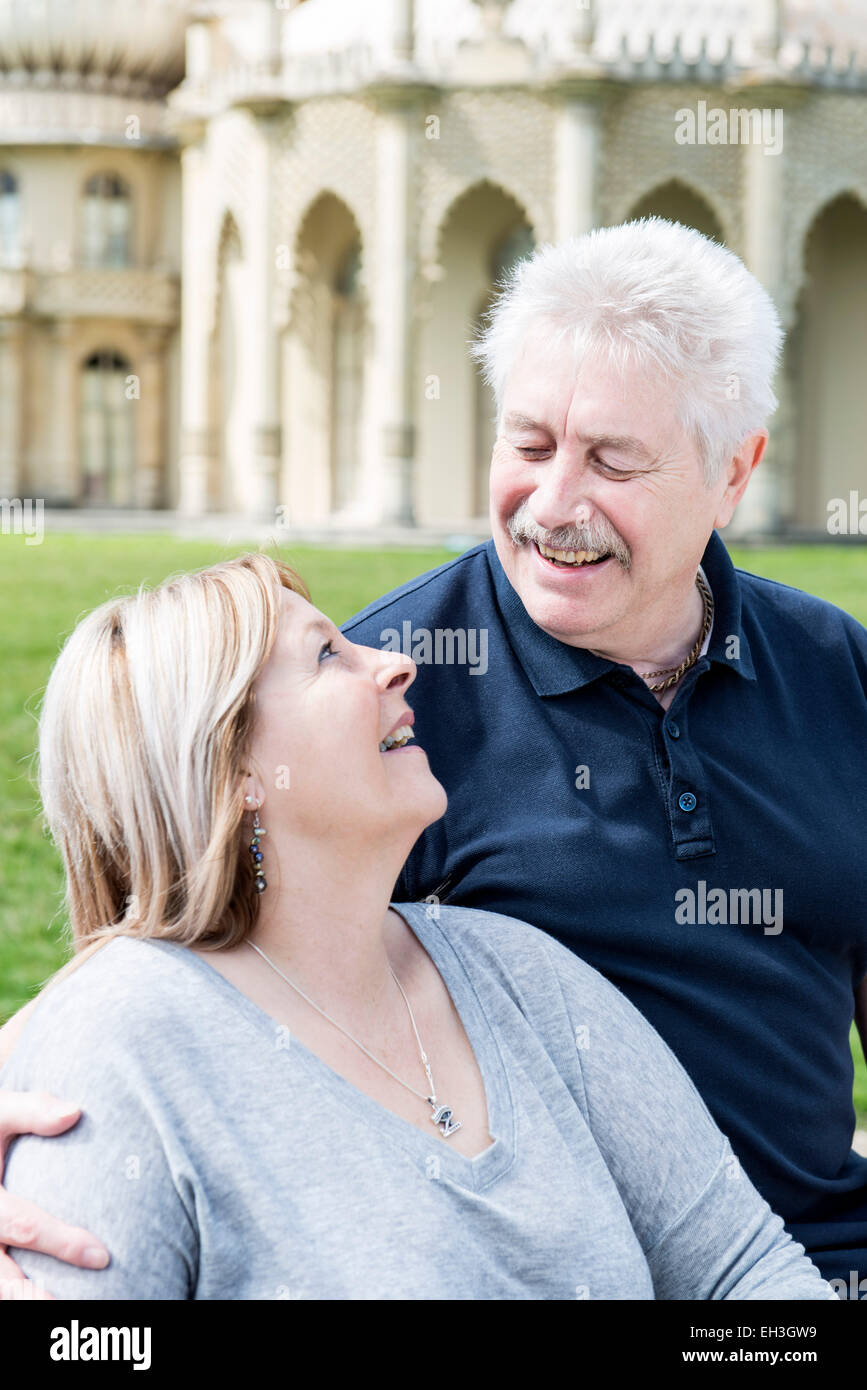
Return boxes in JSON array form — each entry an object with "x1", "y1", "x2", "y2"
[{"x1": 0, "y1": 0, "x2": 866, "y2": 535}]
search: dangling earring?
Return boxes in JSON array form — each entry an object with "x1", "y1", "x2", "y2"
[{"x1": 245, "y1": 795, "x2": 267, "y2": 894}]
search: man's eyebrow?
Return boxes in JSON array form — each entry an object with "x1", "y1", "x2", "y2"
[
  {"x1": 576, "y1": 431, "x2": 654, "y2": 461},
  {"x1": 503, "y1": 412, "x2": 549, "y2": 431}
]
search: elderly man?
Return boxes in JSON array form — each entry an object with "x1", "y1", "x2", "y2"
[
  {"x1": 342, "y1": 218, "x2": 867, "y2": 1288},
  {"x1": 0, "y1": 217, "x2": 865, "y2": 1294}
]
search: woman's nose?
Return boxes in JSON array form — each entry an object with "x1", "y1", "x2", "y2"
[{"x1": 375, "y1": 650, "x2": 416, "y2": 692}]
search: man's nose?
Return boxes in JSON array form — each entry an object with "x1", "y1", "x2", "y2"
[{"x1": 530, "y1": 453, "x2": 596, "y2": 532}]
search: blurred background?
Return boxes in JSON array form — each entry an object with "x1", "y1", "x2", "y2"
[{"x1": 0, "y1": 0, "x2": 864, "y2": 538}]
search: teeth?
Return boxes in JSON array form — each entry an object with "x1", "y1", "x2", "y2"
[
  {"x1": 379, "y1": 724, "x2": 414, "y2": 752},
  {"x1": 537, "y1": 542, "x2": 609, "y2": 566}
]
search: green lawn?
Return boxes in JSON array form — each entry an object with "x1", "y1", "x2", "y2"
[{"x1": 1, "y1": 532, "x2": 865, "y2": 1125}]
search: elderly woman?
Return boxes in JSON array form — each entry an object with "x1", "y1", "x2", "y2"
[{"x1": 0, "y1": 552, "x2": 838, "y2": 1299}]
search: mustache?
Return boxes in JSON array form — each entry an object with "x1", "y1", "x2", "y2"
[{"x1": 505, "y1": 502, "x2": 631, "y2": 570}]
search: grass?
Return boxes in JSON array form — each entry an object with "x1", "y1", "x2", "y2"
[{"x1": 1, "y1": 532, "x2": 865, "y2": 1125}]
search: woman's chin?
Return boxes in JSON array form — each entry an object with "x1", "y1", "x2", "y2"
[{"x1": 404, "y1": 771, "x2": 448, "y2": 832}]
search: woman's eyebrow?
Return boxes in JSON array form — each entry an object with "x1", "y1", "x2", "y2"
[{"x1": 301, "y1": 615, "x2": 337, "y2": 645}]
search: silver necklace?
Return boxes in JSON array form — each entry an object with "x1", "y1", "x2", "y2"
[{"x1": 245, "y1": 939, "x2": 463, "y2": 1138}]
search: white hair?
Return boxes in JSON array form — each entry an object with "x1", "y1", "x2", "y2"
[{"x1": 470, "y1": 217, "x2": 784, "y2": 485}]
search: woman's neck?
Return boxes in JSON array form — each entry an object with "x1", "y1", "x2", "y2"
[{"x1": 242, "y1": 837, "x2": 415, "y2": 1024}]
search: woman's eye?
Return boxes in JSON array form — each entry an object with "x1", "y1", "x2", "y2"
[{"x1": 318, "y1": 640, "x2": 338, "y2": 663}]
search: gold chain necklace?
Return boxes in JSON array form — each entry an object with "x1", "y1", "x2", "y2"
[{"x1": 636, "y1": 572, "x2": 714, "y2": 693}]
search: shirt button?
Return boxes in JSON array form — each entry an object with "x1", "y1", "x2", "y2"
[
  {"x1": 667, "y1": 720, "x2": 680, "y2": 739},
  {"x1": 678, "y1": 791, "x2": 697, "y2": 812}
]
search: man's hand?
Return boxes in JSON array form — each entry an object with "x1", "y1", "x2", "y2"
[{"x1": 0, "y1": 1090, "x2": 110, "y2": 1299}]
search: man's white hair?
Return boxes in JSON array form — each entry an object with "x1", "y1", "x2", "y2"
[{"x1": 470, "y1": 217, "x2": 784, "y2": 485}]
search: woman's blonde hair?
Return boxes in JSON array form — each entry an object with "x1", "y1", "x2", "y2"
[{"x1": 35, "y1": 551, "x2": 310, "y2": 992}]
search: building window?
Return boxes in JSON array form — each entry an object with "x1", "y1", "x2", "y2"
[
  {"x1": 82, "y1": 174, "x2": 132, "y2": 267},
  {"x1": 0, "y1": 171, "x2": 20, "y2": 265},
  {"x1": 80, "y1": 351, "x2": 136, "y2": 505}
]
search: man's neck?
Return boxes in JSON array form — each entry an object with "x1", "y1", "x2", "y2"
[{"x1": 587, "y1": 568, "x2": 710, "y2": 698}]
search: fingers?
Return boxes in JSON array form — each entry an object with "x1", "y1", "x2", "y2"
[
  {"x1": 0, "y1": 1090, "x2": 82, "y2": 1158},
  {"x1": 0, "y1": 1249, "x2": 56, "y2": 1300},
  {"x1": 0, "y1": 1091, "x2": 109, "y2": 1274},
  {"x1": 0, "y1": 1191, "x2": 109, "y2": 1271}
]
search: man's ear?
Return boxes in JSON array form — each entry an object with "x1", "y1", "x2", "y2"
[{"x1": 714, "y1": 430, "x2": 768, "y2": 530}]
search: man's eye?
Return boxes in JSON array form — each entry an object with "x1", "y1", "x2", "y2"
[
  {"x1": 593, "y1": 454, "x2": 633, "y2": 477},
  {"x1": 516, "y1": 446, "x2": 551, "y2": 458},
  {"x1": 318, "y1": 640, "x2": 338, "y2": 663}
]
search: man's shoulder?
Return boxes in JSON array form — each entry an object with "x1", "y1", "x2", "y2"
[
  {"x1": 734, "y1": 559, "x2": 867, "y2": 655},
  {"x1": 341, "y1": 543, "x2": 491, "y2": 637}
]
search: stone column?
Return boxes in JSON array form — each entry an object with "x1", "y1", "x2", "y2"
[
  {"x1": 369, "y1": 83, "x2": 423, "y2": 524},
  {"x1": 177, "y1": 135, "x2": 215, "y2": 516},
  {"x1": 135, "y1": 327, "x2": 167, "y2": 509},
  {"x1": 0, "y1": 320, "x2": 23, "y2": 497},
  {"x1": 731, "y1": 98, "x2": 788, "y2": 537},
  {"x1": 246, "y1": 110, "x2": 284, "y2": 520},
  {"x1": 49, "y1": 320, "x2": 77, "y2": 505},
  {"x1": 391, "y1": 0, "x2": 416, "y2": 66},
  {"x1": 553, "y1": 84, "x2": 603, "y2": 242}
]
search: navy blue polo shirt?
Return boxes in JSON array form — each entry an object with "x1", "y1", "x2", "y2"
[{"x1": 342, "y1": 528, "x2": 867, "y2": 1284}]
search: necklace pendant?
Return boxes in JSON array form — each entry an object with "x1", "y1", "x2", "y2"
[{"x1": 429, "y1": 1099, "x2": 462, "y2": 1137}]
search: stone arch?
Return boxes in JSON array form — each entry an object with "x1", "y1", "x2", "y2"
[
  {"x1": 416, "y1": 179, "x2": 536, "y2": 524},
  {"x1": 782, "y1": 181, "x2": 867, "y2": 330},
  {"x1": 420, "y1": 174, "x2": 546, "y2": 280},
  {"x1": 283, "y1": 190, "x2": 369, "y2": 521},
  {"x1": 624, "y1": 178, "x2": 727, "y2": 243},
  {"x1": 787, "y1": 193, "x2": 867, "y2": 531}
]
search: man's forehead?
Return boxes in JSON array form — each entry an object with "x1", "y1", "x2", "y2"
[{"x1": 501, "y1": 349, "x2": 678, "y2": 450}]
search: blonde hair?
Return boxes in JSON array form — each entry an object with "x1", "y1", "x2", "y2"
[{"x1": 34, "y1": 551, "x2": 310, "y2": 995}]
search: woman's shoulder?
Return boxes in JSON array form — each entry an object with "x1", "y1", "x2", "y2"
[
  {"x1": 397, "y1": 899, "x2": 620, "y2": 1008},
  {"x1": 0, "y1": 935, "x2": 215, "y2": 1086}
]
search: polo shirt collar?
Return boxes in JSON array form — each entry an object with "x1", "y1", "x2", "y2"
[{"x1": 485, "y1": 528, "x2": 756, "y2": 697}]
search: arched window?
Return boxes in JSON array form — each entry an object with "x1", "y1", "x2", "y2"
[
  {"x1": 489, "y1": 222, "x2": 536, "y2": 285},
  {"x1": 80, "y1": 351, "x2": 136, "y2": 505},
  {"x1": 82, "y1": 174, "x2": 132, "y2": 267},
  {"x1": 0, "y1": 171, "x2": 20, "y2": 264}
]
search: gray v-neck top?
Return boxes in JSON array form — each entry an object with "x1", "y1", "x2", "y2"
[{"x1": 0, "y1": 903, "x2": 836, "y2": 1300}]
